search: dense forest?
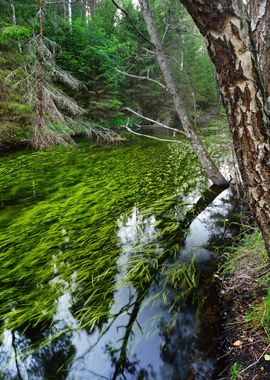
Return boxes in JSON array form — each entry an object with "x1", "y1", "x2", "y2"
[
  {"x1": 0, "y1": 0, "x2": 220, "y2": 147},
  {"x1": 1, "y1": 1, "x2": 270, "y2": 380}
]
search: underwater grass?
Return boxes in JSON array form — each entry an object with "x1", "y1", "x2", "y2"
[{"x1": 0, "y1": 137, "x2": 228, "y2": 372}]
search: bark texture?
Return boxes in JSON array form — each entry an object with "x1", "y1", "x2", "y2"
[
  {"x1": 181, "y1": 0, "x2": 270, "y2": 252},
  {"x1": 138, "y1": 0, "x2": 228, "y2": 188}
]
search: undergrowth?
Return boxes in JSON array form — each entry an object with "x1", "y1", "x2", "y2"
[{"x1": 223, "y1": 227, "x2": 270, "y2": 338}]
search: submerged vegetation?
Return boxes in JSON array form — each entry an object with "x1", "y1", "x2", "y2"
[
  {"x1": 1, "y1": 0, "x2": 270, "y2": 379},
  {"x1": 0, "y1": 138, "x2": 230, "y2": 378},
  {"x1": 0, "y1": 140, "x2": 204, "y2": 331}
]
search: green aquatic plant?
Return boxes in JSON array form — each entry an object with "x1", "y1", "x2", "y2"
[
  {"x1": 0, "y1": 141, "x2": 205, "y2": 330},
  {"x1": 0, "y1": 138, "x2": 229, "y2": 376}
]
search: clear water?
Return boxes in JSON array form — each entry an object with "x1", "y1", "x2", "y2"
[{"x1": 0, "y1": 137, "x2": 233, "y2": 379}]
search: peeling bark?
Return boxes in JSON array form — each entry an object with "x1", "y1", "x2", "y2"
[
  {"x1": 181, "y1": 0, "x2": 270, "y2": 253},
  {"x1": 138, "y1": 0, "x2": 228, "y2": 188}
]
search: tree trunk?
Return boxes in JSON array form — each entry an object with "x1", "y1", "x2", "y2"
[
  {"x1": 34, "y1": 0, "x2": 46, "y2": 148},
  {"x1": 10, "y1": 0, "x2": 22, "y2": 52},
  {"x1": 10, "y1": 0, "x2": 16, "y2": 24},
  {"x1": 138, "y1": 0, "x2": 228, "y2": 188},
  {"x1": 180, "y1": 0, "x2": 270, "y2": 253},
  {"x1": 67, "y1": 0, "x2": 72, "y2": 25}
]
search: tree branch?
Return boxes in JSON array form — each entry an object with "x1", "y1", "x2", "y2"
[
  {"x1": 161, "y1": 22, "x2": 170, "y2": 46},
  {"x1": 116, "y1": 68, "x2": 169, "y2": 92},
  {"x1": 45, "y1": 0, "x2": 78, "y2": 4},
  {"x1": 110, "y1": 0, "x2": 154, "y2": 47},
  {"x1": 124, "y1": 107, "x2": 186, "y2": 135},
  {"x1": 123, "y1": 119, "x2": 188, "y2": 146},
  {"x1": 239, "y1": 344, "x2": 270, "y2": 375}
]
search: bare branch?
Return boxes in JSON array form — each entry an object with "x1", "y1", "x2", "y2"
[
  {"x1": 124, "y1": 107, "x2": 186, "y2": 136},
  {"x1": 142, "y1": 47, "x2": 155, "y2": 55},
  {"x1": 45, "y1": 0, "x2": 78, "y2": 4},
  {"x1": 161, "y1": 23, "x2": 170, "y2": 46},
  {"x1": 123, "y1": 119, "x2": 188, "y2": 146},
  {"x1": 116, "y1": 68, "x2": 169, "y2": 92},
  {"x1": 239, "y1": 344, "x2": 270, "y2": 375}
]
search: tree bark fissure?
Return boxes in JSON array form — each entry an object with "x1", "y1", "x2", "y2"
[
  {"x1": 181, "y1": 0, "x2": 270, "y2": 252},
  {"x1": 138, "y1": 0, "x2": 228, "y2": 188}
]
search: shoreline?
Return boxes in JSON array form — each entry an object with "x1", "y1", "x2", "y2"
[
  {"x1": 2, "y1": 138, "x2": 267, "y2": 379},
  {"x1": 214, "y1": 229, "x2": 270, "y2": 380}
]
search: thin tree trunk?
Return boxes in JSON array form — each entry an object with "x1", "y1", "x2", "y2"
[
  {"x1": 180, "y1": 0, "x2": 270, "y2": 253},
  {"x1": 63, "y1": 1, "x2": 72, "y2": 27},
  {"x1": 138, "y1": 0, "x2": 228, "y2": 188},
  {"x1": 63, "y1": 0, "x2": 67, "y2": 19},
  {"x1": 34, "y1": 0, "x2": 46, "y2": 148},
  {"x1": 67, "y1": 0, "x2": 72, "y2": 25},
  {"x1": 10, "y1": 0, "x2": 22, "y2": 53},
  {"x1": 10, "y1": 0, "x2": 16, "y2": 24}
]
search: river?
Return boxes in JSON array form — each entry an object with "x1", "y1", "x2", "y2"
[{"x1": 0, "y1": 133, "x2": 233, "y2": 380}]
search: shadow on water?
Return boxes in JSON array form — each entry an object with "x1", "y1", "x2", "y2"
[{"x1": 0, "y1": 138, "x2": 234, "y2": 379}]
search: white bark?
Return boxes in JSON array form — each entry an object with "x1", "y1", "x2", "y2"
[{"x1": 67, "y1": 0, "x2": 72, "y2": 25}]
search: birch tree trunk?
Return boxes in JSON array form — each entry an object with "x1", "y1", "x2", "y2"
[
  {"x1": 180, "y1": 0, "x2": 270, "y2": 253},
  {"x1": 138, "y1": 0, "x2": 228, "y2": 188},
  {"x1": 67, "y1": 0, "x2": 72, "y2": 25}
]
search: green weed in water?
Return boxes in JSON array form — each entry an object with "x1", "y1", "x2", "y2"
[{"x1": 0, "y1": 138, "x2": 228, "y2": 375}]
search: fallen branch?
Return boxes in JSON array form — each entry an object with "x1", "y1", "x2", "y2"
[
  {"x1": 124, "y1": 107, "x2": 186, "y2": 135},
  {"x1": 239, "y1": 344, "x2": 270, "y2": 375}
]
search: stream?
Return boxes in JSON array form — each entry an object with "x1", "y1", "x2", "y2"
[{"x1": 0, "y1": 135, "x2": 234, "y2": 379}]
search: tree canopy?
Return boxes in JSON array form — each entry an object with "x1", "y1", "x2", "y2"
[{"x1": 0, "y1": 0, "x2": 220, "y2": 147}]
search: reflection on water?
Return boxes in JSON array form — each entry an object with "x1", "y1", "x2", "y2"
[{"x1": 0, "y1": 138, "x2": 233, "y2": 379}]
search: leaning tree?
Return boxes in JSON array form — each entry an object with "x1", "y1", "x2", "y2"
[{"x1": 179, "y1": 0, "x2": 270, "y2": 253}]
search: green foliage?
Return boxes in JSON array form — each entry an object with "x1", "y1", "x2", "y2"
[
  {"x1": 256, "y1": 287, "x2": 270, "y2": 337},
  {"x1": 0, "y1": 25, "x2": 31, "y2": 45},
  {"x1": 230, "y1": 362, "x2": 240, "y2": 380},
  {"x1": 0, "y1": 102, "x2": 30, "y2": 114},
  {"x1": 222, "y1": 228, "x2": 270, "y2": 341},
  {"x1": 0, "y1": 48, "x2": 34, "y2": 142},
  {"x1": 0, "y1": 0, "x2": 221, "y2": 146},
  {"x1": 222, "y1": 228, "x2": 266, "y2": 274}
]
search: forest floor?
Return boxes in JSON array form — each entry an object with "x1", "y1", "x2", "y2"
[{"x1": 215, "y1": 230, "x2": 270, "y2": 380}]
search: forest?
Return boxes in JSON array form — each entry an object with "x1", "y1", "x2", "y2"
[{"x1": 0, "y1": 0, "x2": 270, "y2": 379}]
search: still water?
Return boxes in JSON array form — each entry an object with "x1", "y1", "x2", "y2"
[{"x1": 0, "y1": 137, "x2": 233, "y2": 379}]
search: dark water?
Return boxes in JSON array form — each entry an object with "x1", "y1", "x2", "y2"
[{"x1": 0, "y1": 137, "x2": 233, "y2": 379}]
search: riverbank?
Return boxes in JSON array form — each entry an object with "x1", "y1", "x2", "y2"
[{"x1": 215, "y1": 229, "x2": 270, "y2": 380}]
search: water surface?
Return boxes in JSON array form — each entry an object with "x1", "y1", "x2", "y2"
[{"x1": 0, "y1": 137, "x2": 232, "y2": 379}]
